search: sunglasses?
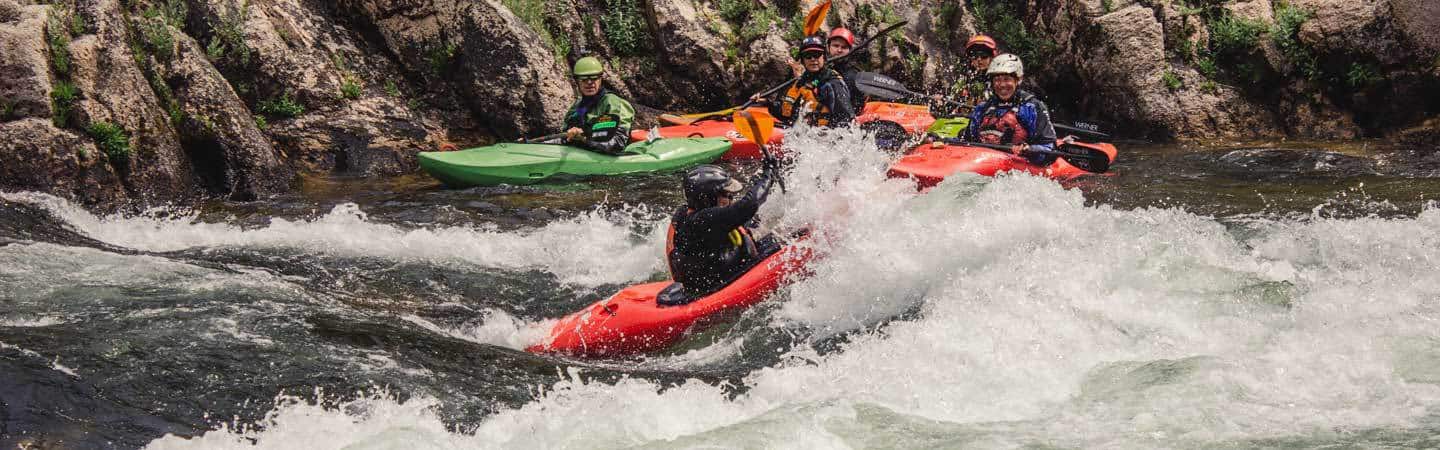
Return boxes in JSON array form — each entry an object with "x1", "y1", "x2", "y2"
[
  {"x1": 967, "y1": 51, "x2": 993, "y2": 60},
  {"x1": 575, "y1": 75, "x2": 601, "y2": 82},
  {"x1": 801, "y1": 52, "x2": 825, "y2": 60}
]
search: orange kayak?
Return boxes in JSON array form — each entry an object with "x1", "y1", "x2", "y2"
[
  {"x1": 630, "y1": 121, "x2": 785, "y2": 161},
  {"x1": 854, "y1": 102, "x2": 936, "y2": 135},
  {"x1": 527, "y1": 243, "x2": 812, "y2": 357},
  {"x1": 888, "y1": 141, "x2": 1119, "y2": 188}
]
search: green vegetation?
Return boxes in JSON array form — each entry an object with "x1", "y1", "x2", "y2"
[
  {"x1": 1200, "y1": 80, "x2": 1218, "y2": 94},
  {"x1": 138, "y1": 10, "x2": 176, "y2": 62},
  {"x1": 340, "y1": 78, "x2": 362, "y2": 99},
  {"x1": 384, "y1": 80, "x2": 401, "y2": 97},
  {"x1": 1206, "y1": 15, "x2": 1264, "y2": 59},
  {"x1": 716, "y1": 0, "x2": 749, "y2": 24},
  {"x1": 257, "y1": 92, "x2": 304, "y2": 118},
  {"x1": 0, "y1": 100, "x2": 14, "y2": 121},
  {"x1": 970, "y1": 0, "x2": 1057, "y2": 69},
  {"x1": 46, "y1": 10, "x2": 73, "y2": 77},
  {"x1": 159, "y1": 0, "x2": 187, "y2": 28},
  {"x1": 209, "y1": 0, "x2": 252, "y2": 65},
  {"x1": 1162, "y1": 70, "x2": 1182, "y2": 91},
  {"x1": 253, "y1": 114, "x2": 267, "y2": 130},
  {"x1": 1101, "y1": 0, "x2": 1114, "y2": 14},
  {"x1": 427, "y1": 42, "x2": 458, "y2": 75},
  {"x1": 737, "y1": 7, "x2": 778, "y2": 44},
  {"x1": 50, "y1": 81, "x2": 79, "y2": 128},
  {"x1": 1346, "y1": 62, "x2": 1379, "y2": 88},
  {"x1": 500, "y1": 0, "x2": 567, "y2": 61},
  {"x1": 907, "y1": 51, "x2": 926, "y2": 81},
  {"x1": 1271, "y1": 3, "x2": 1317, "y2": 79},
  {"x1": 1196, "y1": 56, "x2": 1217, "y2": 79},
  {"x1": 85, "y1": 122, "x2": 131, "y2": 165},
  {"x1": 783, "y1": 8, "x2": 805, "y2": 43},
  {"x1": 601, "y1": 0, "x2": 646, "y2": 56}
]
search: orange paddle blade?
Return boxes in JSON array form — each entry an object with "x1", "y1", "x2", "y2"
[
  {"x1": 803, "y1": 0, "x2": 832, "y2": 37},
  {"x1": 733, "y1": 110, "x2": 775, "y2": 146}
]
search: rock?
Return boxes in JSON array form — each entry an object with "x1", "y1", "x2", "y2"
[
  {"x1": 639, "y1": 0, "x2": 734, "y2": 108},
  {"x1": 449, "y1": 1, "x2": 574, "y2": 138},
  {"x1": 1392, "y1": 0, "x2": 1440, "y2": 56},
  {"x1": 0, "y1": 3, "x2": 51, "y2": 121},
  {"x1": 0, "y1": 118, "x2": 127, "y2": 207},
  {"x1": 1293, "y1": 0, "x2": 1408, "y2": 65},
  {"x1": 67, "y1": 0, "x2": 197, "y2": 204},
  {"x1": 161, "y1": 31, "x2": 293, "y2": 200},
  {"x1": 1072, "y1": 4, "x2": 1282, "y2": 140}
]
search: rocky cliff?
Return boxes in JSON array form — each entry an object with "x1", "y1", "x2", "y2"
[{"x1": 2, "y1": 0, "x2": 1436, "y2": 209}]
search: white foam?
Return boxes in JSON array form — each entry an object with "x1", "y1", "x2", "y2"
[
  {"x1": 1, "y1": 192, "x2": 667, "y2": 286},
  {"x1": 142, "y1": 127, "x2": 1440, "y2": 447},
  {"x1": 401, "y1": 310, "x2": 555, "y2": 351}
]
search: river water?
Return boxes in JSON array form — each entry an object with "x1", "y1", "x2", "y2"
[{"x1": 3, "y1": 127, "x2": 1440, "y2": 449}]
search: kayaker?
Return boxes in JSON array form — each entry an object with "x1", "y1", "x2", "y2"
[
  {"x1": 665, "y1": 158, "x2": 782, "y2": 298},
  {"x1": 562, "y1": 56, "x2": 636, "y2": 154},
  {"x1": 757, "y1": 36, "x2": 854, "y2": 128},
  {"x1": 962, "y1": 53, "x2": 1059, "y2": 166},
  {"x1": 932, "y1": 35, "x2": 999, "y2": 115},
  {"x1": 827, "y1": 27, "x2": 865, "y2": 112}
]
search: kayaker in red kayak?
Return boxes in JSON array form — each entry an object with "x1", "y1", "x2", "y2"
[
  {"x1": 827, "y1": 27, "x2": 866, "y2": 113},
  {"x1": 561, "y1": 56, "x2": 636, "y2": 154},
  {"x1": 665, "y1": 158, "x2": 783, "y2": 300},
  {"x1": 932, "y1": 35, "x2": 999, "y2": 115},
  {"x1": 962, "y1": 53, "x2": 1059, "y2": 166},
  {"x1": 755, "y1": 36, "x2": 854, "y2": 128}
]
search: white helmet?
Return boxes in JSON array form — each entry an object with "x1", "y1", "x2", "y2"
[{"x1": 987, "y1": 53, "x2": 1024, "y2": 78}]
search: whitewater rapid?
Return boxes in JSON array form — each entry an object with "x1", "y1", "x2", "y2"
[{"x1": 6, "y1": 126, "x2": 1439, "y2": 448}]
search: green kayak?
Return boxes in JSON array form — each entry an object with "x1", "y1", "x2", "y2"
[
  {"x1": 418, "y1": 137, "x2": 732, "y2": 187},
  {"x1": 927, "y1": 117, "x2": 971, "y2": 139}
]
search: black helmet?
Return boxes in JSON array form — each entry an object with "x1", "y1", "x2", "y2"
[{"x1": 683, "y1": 165, "x2": 743, "y2": 208}]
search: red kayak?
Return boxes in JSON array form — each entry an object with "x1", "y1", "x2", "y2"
[
  {"x1": 527, "y1": 243, "x2": 812, "y2": 357},
  {"x1": 853, "y1": 102, "x2": 936, "y2": 135},
  {"x1": 888, "y1": 141, "x2": 1119, "y2": 188},
  {"x1": 631, "y1": 107, "x2": 784, "y2": 161}
]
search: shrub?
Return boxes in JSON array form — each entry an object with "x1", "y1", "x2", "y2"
[
  {"x1": 1207, "y1": 15, "x2": 1264, "y2": 59},
  {"x1": 253, "y1": 114, "x2": 267, "y2": 130},
  {"x1": 1200, "y1": 80, "x2": 1218, "y2": 94},
  {"x1": 257, "y1": 93, "x2": 304, "y2": 118},
  {"x1": 1346, "y1": 62, "x2": 1379, "y2": 88},
  {"x1": 716, "y1": 0, "x2": 749, "y2": 25},
  {"x1": 1, "y1": 100, "x2": 15, "y2": 120},
  {"x1": 340, "y1": 78, "x2": 362, "y2": 99},
  {"x1": 1196, "y1": 55, "x2": 1217, "y2": 79},
  {"x1": 1101, "y1": 0, "x2": 1114, "y2": 14},
  {"x1": 138, "y1": 13, "x2": 176, "y2": 62},
  {"x1": 384, "y1": 81, "x2": 400, "y2": 97},
  {"x1": 1162, "y1": 70, "x2": 1182, "y2": 91},
  {"x1": 601, "y1": 0, "x2": 645, "y2": 56},
  {"x1": 971, "y1": 0, "x2": 1057, "y2": 67},
  {"x1": 46, "y1": 11, "x2": 72, "y2": 77},
  {"x1": 211, "y1": 0, "x2": 251, "y2": 65},
  {"x1": 427, "y1": 42, "x2": 458, "y2": 75},
  {"x1": 737, "y1": 7, "x2": 778, "y2": 44},
  {"x1": 1271, "y1": 3, "x2": 1317, "y2": 78},
  {"x1": 86, "y1": 122, "x2": 131, "y2": 164},
  {"x1": 50, "y1": 81, "x2": 79, "y2": 127}
]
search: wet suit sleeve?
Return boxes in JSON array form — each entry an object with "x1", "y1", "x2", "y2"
[
  {"x1": 963, "y1": 103, "x2": 987, "y2": 142},
  {"x1": 684, "y1": 171, "x2": 774, "y2": 234},
  {"x1": 1020, "y1": 101, "x2": 1058, "y2": 165},
  {"x1": 819, "y1": 80, "x2": 855, "y2": 126}
]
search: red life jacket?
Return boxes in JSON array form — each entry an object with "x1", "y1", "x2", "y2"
[{"x1": 976, "y1": 102, "x2": 1028, "y2": 145}]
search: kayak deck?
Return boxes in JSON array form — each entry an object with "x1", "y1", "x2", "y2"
[
  {"x1": 888, "y1": 141, "x2": 1119, "y2": 188},
  {"x1": 528, "y1": 243, "x2": 812, "y2": 357}
]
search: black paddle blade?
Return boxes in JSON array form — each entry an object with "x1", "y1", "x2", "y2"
[
  {"x1": 854, "y1": 72, "x2": 917, "y2": 101},
  {"x1": 1056, "y1": 145, "x2": 1111, "y2": 173}
]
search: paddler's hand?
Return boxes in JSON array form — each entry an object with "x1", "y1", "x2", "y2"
[
  {"x1": 1010, "y1": 144, "x2": 1028, "y2": 156},
  {"x1": 787, "y1": 59, "x2": 803, "y2": 77},
  {"x1": 565, "y1": 127, "x2": 584, "y2": 142},
  {"x1": 761, "y1": 154, "x2": 782, "y2": 176}
]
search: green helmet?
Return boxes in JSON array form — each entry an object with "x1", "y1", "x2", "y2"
[{"x1": 572, "y1": 57, "x2": 604, "y2": 76}]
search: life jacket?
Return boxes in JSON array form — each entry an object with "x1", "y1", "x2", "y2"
[
  {"x1": 778, "y1": 69, "x2": 842, "y2": 127},
  {"x1": 975, "y1": 94, "x2": 1033, "y2": 145},
  {"x1": 665, "y1": 209, "x2": 756, "y2": 282}
]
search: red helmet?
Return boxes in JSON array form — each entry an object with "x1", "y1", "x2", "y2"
[
  {"x1": 800, "y1": 36, "x2": 827, "y2": 55},
  {"x1": 828, "y1": 27, "x2": 856, "y2": 47},
  {"x1": 965, "y1": 35, "x2": 998, "y2": 55}
]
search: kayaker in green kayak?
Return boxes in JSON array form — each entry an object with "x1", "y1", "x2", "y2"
[
  {"x1": 664, "y1": 158, "x2": 782, "y2": 300},
  {"x1": 755, "y1": 36, "x2": 854, "y2": 128},
  {"x1": 561, "y1": 56, "x2": 636, "y2": 154},
  {"x1": 963, "y1": 53, "x2": 1059, "y2": 166},
  {"x1": 932, "y1": 35, "x2": 999, "y2": 116}
]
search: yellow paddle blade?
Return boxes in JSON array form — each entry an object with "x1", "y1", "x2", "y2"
[
  {"x1": 733, "y1": 110, "x2": 775, "y2": 147},
  {"x1": 803, "y1": 0, "x2": 832, "y2": 37}
]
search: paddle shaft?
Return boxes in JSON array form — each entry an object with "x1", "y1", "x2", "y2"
[
  {"x1": 938, "y1": 138, "x2": 1105, "y2": 164},
  {"x1": 525, "y1": 132, "x2": 569, "y2": 144}
]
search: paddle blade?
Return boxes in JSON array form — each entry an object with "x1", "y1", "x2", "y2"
[
  {"x1": 854, "y1": 72, "x2": 918, "y2": 101},
  {"x1": 1056, "y1": 144, "x2": 1112, "y2": 173},
  {"x1": 803, "y1": 0, "x2": 832, "y2": 37},
  {"x1": 734, "y1": 110, "x2": 776, "y2": 148}
]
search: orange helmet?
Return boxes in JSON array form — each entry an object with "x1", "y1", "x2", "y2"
[
  {"x1": 828, "y1": 27, "x2": 856, "y2": 47},
  {"x1": 965, "y1": 35, "x2": 998, "y2": 55}
]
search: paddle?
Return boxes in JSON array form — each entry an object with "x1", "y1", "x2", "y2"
[
  {"x1": 937, "y1": 138, "x2": 1111, "y2": 173},
  {"x1": 522, "y1": 132, "x2": 569, "y2": 144},
  {"x1": 734, "y1": 109, "x2": 785, "y2": 192},
  {"x1": 1055, "y1": 122, "x2": 1110, "y2": 140},
  {"x1": 681, "y1": 21, "x2": 910, "y2": 125},
  {"x1": 803, "y1": 0, "x2": 833, "y2": 37}
]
